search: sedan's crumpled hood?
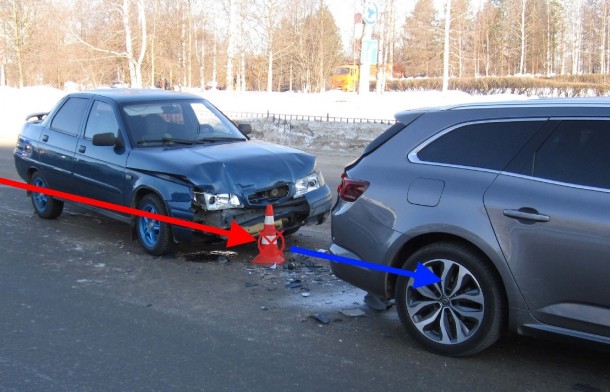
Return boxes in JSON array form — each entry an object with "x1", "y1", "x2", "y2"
[{"x1": 127, "y1": 140, "x2": 316, "y2": 196}]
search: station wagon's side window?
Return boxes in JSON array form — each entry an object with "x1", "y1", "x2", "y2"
[
  {"x1": 85, "y1": 101, "x2": 119, "y2": 139},
  {"x1": 416, "y1": 120, "x2": 543, "y2": 171},
  {"x1": 50, "y1": 97, "x2": 89, "y2": 135},
  {"x1": 533, "y1": 120, "x2": 610, "y2": 189}
]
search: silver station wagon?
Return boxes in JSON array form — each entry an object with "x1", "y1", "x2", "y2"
[{"x1": 331, "y1": 98, "x2": 610, "y2": 356}]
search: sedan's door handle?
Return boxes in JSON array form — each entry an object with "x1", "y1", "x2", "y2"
[
  {"x1": 503, "y1": 209, "x2": 550, "y2": 223},
  {"x1": 78, "y1": 145, "x2": 86, "y2": 153},
  {"x1": 42, "y1": 134, "x2": 49, "y2": 142}
]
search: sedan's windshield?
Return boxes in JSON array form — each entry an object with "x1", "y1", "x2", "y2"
[{"x1": 122, "y1": 100, "x2": 246, "y2": 147}]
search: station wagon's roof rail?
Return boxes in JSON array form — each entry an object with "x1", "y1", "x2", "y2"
[
  {"x1": 446, "y1": 97, "x2": 610, "y2": 111},
  {"x1": 394, "y1": 97, "x2": 610, "y2": 117}
]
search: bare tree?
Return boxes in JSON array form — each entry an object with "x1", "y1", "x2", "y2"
[
  {"x1": 569, "y1": 0, "x2": 583, "y2": 74},
  {"x1": 519, "y1": 0, "x2": 526, "y2": 74},
  {"x1": 250, "y1": 0, "x2": 286, "y2": 92},
  {"x1": 222, "y1": 0, "x2": 237, "y2": 91},
  {"x1": 3, "y1": 0, "x2": 35, "y2": 87},
  {"x1": 72, "y1": 0, "x2": 147, "y2": 87},
  {"x1": 442, "y1": 0, "x2": 452, "y2": 92}
]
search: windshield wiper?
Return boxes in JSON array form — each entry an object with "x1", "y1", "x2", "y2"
[
  {"x1": 137, "y1": 139, "x2": 164, "y2": 145},
  {"x1": 137, "y1": 137, "x2": 243, "y2": 146},
  {"x1": 162, "y1": 137, "x2": 194, "y2": 145},
  {"x1": 196, "y1": 137, "x2": 244, "y2": 142},
  {"x1": 136, "y1": 138, "x2": 193, "y2": 145}
]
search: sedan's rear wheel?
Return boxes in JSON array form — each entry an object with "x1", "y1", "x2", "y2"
[
  {"x1": 30, "y1": 172, "x2": 63, "y2": 219},
  {"x1": 395, "y1": 242, "x2": 506, "y2": 356},
  {"x1": 136, "y1": 194, "x2": 175, "y2": 256}
]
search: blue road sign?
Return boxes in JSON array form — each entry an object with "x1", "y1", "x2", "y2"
[
  {"x1": 363, "y1": 1, "x2": 379, "y2": 25},
  {"x1": 360, "y1": 39, "x2": 378, "y2": 64}
]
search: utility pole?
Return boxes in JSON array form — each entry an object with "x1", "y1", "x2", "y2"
[{"x1": 359, "y1": 0, "x2": 379, "y2": 95}]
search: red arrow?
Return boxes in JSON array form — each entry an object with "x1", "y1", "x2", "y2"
[{"x1": 0, "y1": 177, "x2": 256, "y2": 247}]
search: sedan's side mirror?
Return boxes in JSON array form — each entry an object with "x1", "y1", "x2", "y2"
[
  {"x1": 237, "y1": 123, "x2": 252, "y2": 136},
  {"x1": 92, "y1": 132, "x2": 118, "y2": 146}
]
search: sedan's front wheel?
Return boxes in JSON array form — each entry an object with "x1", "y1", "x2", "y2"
[
  {"x1": 136, "y1": 194, "x2": 175, "y2": 256},
  {"x1": 395, "y1": 242, "x2": 506, "y2": 356}
]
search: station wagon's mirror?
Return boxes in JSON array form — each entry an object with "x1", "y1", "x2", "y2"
[
  {"x1": 92, "y1": 132, "x2": 117, "y2": 146},
  {"x1": 237, "y1": 123, "x2": 252, "y2": 136}
]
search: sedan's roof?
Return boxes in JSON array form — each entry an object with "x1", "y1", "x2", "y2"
[{"x1": 69, "y1": 88, "x2": 202, "y2": 103}]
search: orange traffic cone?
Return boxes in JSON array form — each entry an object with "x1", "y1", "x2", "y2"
[{"x1": 252, "y1": 205, "x2": 285, "y2": 265}]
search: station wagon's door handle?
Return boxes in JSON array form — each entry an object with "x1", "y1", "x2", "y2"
[
  {"x1": 42, "y1": 134, "x2": 49, "y2": 142},
  {"x1": 503, "y1": 209, "x2": 550, "y2": 223},
  {"x1": 78, "y1": 145, "x2": 86, "y2": 153}
]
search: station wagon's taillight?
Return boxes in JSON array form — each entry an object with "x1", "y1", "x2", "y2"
[{"x1": 338, "y1": 172, "x2": 369, "y2": 202}]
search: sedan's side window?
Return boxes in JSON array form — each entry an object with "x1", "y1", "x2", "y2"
[
  {"x1": 85, "y1": 101, "x2": 119, "y2": 139},
  {"x1": 416, "y1": 120, "x2": 543, "y2": 171},
  {"x1": 533, "y1": 120, "x2": 610, "y2": 189},
  {"x1": 50, "y1": 97, "x2": 89, "y2": 135}
]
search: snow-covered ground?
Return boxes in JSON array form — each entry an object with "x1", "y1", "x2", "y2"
[{"x1": 0, "y1": 86, "x2": 530, "y2": 148}]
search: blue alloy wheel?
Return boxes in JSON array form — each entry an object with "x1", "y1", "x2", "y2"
[
  {"x1": 136, "y1": 194, "x2": 174, "y2": 256},
  {"x1": 30, "y1": 172, "x2": 63, "y2": 219},
  {"x1": 138, "y1": 203, "x2": 160, "y2": 248},
  {"x1": 32, "y1": 176, "x2": 48, "y2": 211}
]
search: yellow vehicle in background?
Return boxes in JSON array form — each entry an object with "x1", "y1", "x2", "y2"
[{"x1": 330, "y1": 65, "x2": 359, "y2": 92}]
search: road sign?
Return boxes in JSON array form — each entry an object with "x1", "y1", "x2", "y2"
[
  {"x1": 360, "y1": 39, "x2": 378, "y2": 64},
  {"x1": 363, "y1": 1, "x2": 379, "y2": 25}
]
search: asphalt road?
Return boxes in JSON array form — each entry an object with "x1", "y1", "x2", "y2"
[{"x1": 0, "y1": 146, "x2": 609, "y2": 392}]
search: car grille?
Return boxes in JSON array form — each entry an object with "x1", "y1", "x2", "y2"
[{"x1": 247, "y1": 185, "x2": 290, "y2": 205}]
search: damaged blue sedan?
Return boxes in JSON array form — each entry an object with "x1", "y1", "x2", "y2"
[{"x1": 14, "y1": 89, "x2": 331, "y2": 255}]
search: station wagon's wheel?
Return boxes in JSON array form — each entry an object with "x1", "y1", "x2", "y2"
[
  {"x1": 136, "y1": 194, "x2": 175, "y2": 256},
  {"x1": 395, "y1": 242, "x2": 506, "y2": 356},
  {"x1": 30, "y1": 172, "x2": 63, "y2": 219}
]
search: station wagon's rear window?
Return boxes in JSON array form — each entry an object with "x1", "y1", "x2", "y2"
[
  {"x1": 534, "y1": 120, "x2": 610, "y2": 189},
  {"x1": 417, "y1": 120, "x2": 544, "y2": 171}
]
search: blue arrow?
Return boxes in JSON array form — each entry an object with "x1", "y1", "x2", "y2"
[{"x1": 289, "y1": 246, "x2": 441, "y2": 289}]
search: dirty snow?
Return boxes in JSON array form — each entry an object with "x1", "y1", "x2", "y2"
[{"x1": 0, "y1": 86, "x2": 531, "y2": 148}]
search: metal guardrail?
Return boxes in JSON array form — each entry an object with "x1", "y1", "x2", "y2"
[{"x1": 227, "y1": 111, "x2": 395, "y2": 125}]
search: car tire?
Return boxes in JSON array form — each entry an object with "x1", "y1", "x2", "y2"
[
  {"x1": 395, "y1": 242, "x2": 506, "y2": 357},
  {"x1": 136, "y1": 193, "x2": 175, "y2": 256},
  {"x1": 30, "y1": 172, "x2": 64, "y2": 219}
]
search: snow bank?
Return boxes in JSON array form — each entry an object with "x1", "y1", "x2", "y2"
[
  {"x1": 195, "y1": 89, "x2": 530, "y2": 120},
  {"x1": 0, "y1": 86, "x2": 67, "y2": 146},
  {"x1": 243, "y1": 117, "x2": 388, "y2": 152}
]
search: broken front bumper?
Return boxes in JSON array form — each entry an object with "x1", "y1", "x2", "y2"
[{"x1": 169, "y1": 185, "x2": 332, "y2": 242}]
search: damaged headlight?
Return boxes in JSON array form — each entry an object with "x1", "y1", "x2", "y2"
[
  {"x1": 193, "y1": 192, "x2": 243, "y2": 210},
  {"x1": 294, "y1": 170, "x2": 325, "y2": 198}
]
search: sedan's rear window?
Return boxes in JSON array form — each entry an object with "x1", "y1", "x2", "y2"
[
  {"x1": 50, "y1": 97, "x2": 89, "y2": 135},
  {"x1": 416, "y1": 120, "x2": 544, "y2": 171}
]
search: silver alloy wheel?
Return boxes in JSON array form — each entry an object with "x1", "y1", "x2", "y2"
[{"x1": 405, "y1": 259, "x2": 485, "y2": 345}]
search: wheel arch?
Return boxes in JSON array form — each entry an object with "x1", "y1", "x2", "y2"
[
  {"x1": 129, "y1": 186, "x2": 172, "y2": 239},
  {"x1": 25, "y1": 167, "x2": 39, "y2": 195}
]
